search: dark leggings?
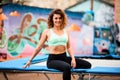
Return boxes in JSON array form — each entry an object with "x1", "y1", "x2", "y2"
[{"x1": 47, "y1": 52, "x2": 91, "y2": 80}]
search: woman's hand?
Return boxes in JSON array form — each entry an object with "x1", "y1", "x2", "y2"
[
  {"x1": 71, "y1": 58, "x2": 76, "y2": 68},
  {"x1": 23, "y1": 61, "x2": 31, "y2": 68}
]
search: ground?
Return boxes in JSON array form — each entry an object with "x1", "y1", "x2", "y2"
[{"x1": 0, "y1": 72, "x2": 120, "y2": 80}]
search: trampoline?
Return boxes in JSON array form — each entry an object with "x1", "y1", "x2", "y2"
[{"x1": 0, "y1": 54, "x2": 120, "y2": 80}]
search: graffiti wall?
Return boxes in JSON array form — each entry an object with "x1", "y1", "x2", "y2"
[{"x1": 0, "y1": 4, "x2": 94, "y2": 60}]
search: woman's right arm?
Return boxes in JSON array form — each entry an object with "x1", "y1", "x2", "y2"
[{"x1": 23, "y1": 29, "x2": 49, "y2": 68}]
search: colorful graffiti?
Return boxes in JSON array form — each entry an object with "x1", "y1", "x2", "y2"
[
  {"x1": 7, "y1": 13, "x2": 47, "y2": 57},
  {"x1": 0, "y1": 28, "x2": 7, "y2": 48},
  {"x1": 0, "y1": 4, "x2": 94, "y2": 60},
  {"x1": 93, "y1": 27, "x2": 116, "y2": 55}
]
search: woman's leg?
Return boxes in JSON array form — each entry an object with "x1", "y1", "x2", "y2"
[
  {"x1": 65, "y1": 57, "x2": 91, "y2": 69},
  {"x1": 75, "y1": 58, "x2": 91, "y2": 69},
  {"x1": 47, "y1": 60, "x2": 71, "y2": 80}
]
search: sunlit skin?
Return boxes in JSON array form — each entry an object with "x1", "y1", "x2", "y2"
[{"x1": 53, "y1": 14, "x2": 62, "y2": 29}]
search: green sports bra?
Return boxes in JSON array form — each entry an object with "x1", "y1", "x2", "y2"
[{"x1": 47, "y1": 28, "x2": 68, "y2": 46}]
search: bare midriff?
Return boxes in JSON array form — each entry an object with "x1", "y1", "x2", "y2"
[{"x1": 45, "y1": 45, "x2": 66, "y2": 54}]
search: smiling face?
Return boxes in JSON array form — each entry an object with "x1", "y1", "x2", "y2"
[
  {"x1": 48, "y1": 9, "x2": 67, "y2": 29},
  {"x1": 53, "y1": 14, "x2": 62, "y2": 28}
]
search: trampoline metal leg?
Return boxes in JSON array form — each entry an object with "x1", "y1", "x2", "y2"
[
  {"x1": 72, "y1": 74, "x2": 76, "y2": 79},
  {"x1": 77, "y1": 73, "x2": 84, "y2": 80},
  {"x1": 44, "y1": 73, "x2": 50, "y2": 80},
  {"x1": 89, "y1": 74, "x2": 96, "y2": 80},
  {"x1": 88, "y1": 73, "x2": 91, "y2": 80},
  {"x1": 3, "y1": 72, "x2": 8, "y2": 80}
]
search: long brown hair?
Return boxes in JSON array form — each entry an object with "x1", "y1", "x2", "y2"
[{"x1": 47, "y1": 8, "x2": 68, "y2": 30}]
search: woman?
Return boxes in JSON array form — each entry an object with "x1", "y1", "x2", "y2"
[{"x1": 24, "y1": 9, "x2": 91, "y2": 80}]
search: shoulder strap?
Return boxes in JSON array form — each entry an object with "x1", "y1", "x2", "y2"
[
  {"x1": 50, "y1": 28, "x2": 53, "y2": 34},
  {"x1": 63, "y1": 29, "x2": 67, "y2": 34},
  {"x1": 50, "y1": 28, "x2": 55, "y2": 36}
]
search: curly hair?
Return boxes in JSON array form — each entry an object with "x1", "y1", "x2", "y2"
[{"x1": 47, "y1": 8, "x2": 68, "y2": 30}]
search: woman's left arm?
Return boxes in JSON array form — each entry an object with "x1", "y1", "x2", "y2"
[{"x1": 67, "y1": 31, "x2": 76, "y2": 68}]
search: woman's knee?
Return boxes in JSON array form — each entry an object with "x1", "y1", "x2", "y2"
[
  {"x1": 76, "y1": 59, "x2": 92, "y2": 69},
  {"x1": 87, "y1": 62, "x2": 92, "y2": 68},
  {"x1": 63, "y1": 64, "x2": 71, "y2": 71}
]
